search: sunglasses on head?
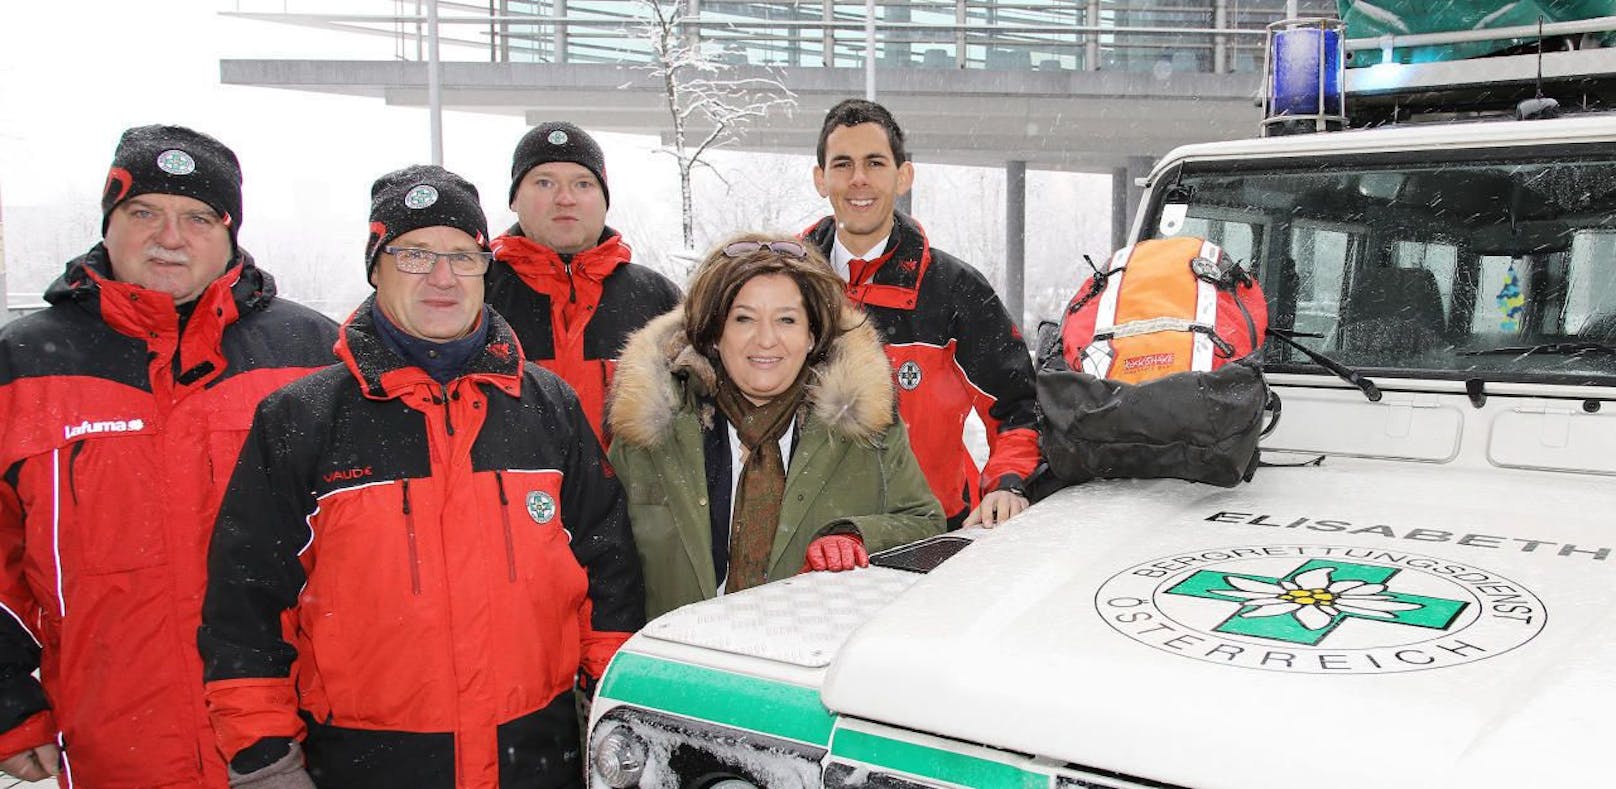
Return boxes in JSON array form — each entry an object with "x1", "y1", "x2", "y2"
[{"x1": 722, "y1": 240, "x2": 807, "y2": 259}]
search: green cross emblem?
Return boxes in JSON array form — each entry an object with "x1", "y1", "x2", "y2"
[{"x1": 1164, "y1": 559, "x2": 1468, "y2": 646}]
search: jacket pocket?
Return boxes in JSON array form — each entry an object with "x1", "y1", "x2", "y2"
[
  {"x1": 204, "y1": 409, "x2": 255, "y2": 488},
  {"x1": 56, "y1": 440, "x2": 169, "y2": 575}
]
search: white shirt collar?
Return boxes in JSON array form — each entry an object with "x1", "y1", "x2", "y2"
[{"x1": 830, "y1": 231, "x2": 891, "y2": 281}]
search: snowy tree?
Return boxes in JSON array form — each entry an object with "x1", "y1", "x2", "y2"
[{"x1": 634, "y1": 0, "x2": 797, "y2": 259}]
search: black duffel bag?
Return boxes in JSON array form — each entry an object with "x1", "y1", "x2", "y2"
[{"x1": 1036, "y1": 346, "x2": 1269, "y2": 488}]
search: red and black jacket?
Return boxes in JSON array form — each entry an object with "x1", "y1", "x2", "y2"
[
  {"x1": 199, "y1": 298, "x2": 643, "y2": 789},
  {"x1": 804, "y1": 212, "x2": 1040, "y2": 525},
  {"x1": 0, "y1": 245, "x2": 337, "y2": 788},
  {"x1": 487, "y1": 226, "x2": 681, "y2": 446}
]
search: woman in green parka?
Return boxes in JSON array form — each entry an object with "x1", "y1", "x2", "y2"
[{"x1": 607, "y1": 233, "x2": 945, "y2": 620}]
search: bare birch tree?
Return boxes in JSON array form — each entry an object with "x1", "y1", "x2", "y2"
[{"x1": 635, "y1": 0, "x2": 796, "y2": 256}]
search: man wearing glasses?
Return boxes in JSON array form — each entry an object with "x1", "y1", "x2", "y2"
[
  {"x1": 803, "y1": 99, "x2": 1041, "y2": 530},
  {"x1": 0, "y1": 125, "x2": 336, "y2": 787},
  {"x1": 199, "y1": 165, "x2": 643, "y2": 788},
  {"x1": 490, "y1": 121, "x2": 682, "y2": 446}
]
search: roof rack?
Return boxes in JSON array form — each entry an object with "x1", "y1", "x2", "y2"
[{"x1": 1341, "y1": 15, "x2": 1616, "y2": 126}]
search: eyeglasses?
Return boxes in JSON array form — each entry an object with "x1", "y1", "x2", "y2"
[
  {"x1": 384, "y1": 245, "x2": 493, "y2": 276},
  {"x1": 722, "y1": 240, "x2": 807, "y2": 259}
]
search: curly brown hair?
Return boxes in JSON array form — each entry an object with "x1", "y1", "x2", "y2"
[{"x1": 683, "y1": 232, "x2": 855, "y2": 367}]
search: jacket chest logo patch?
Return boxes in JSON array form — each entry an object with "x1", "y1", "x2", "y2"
[
  {"x1": 526, "y1": 491, "x2": 556, "y2": 524},
  {"x1": 896, "y1": 361, "x2": 923, "y2": 391},
  {"x1": 322, "y1": 466, "x2": 373, "y2": 484},
  {"x1": 64, "y1": 418, "x2": 145, "y2": 441}
]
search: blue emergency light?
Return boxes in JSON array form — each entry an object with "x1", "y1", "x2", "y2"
[{"x1": 1262, "y1": 18, "x2": 1347, "y2": 135}]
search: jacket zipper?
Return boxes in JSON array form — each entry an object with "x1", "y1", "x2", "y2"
[
  {"x1": 565, "y1": 261, "x2": 576, "y2": 303},
  {"x1": 494, "y1": 471, "x2": 518, "y2": 583},
  {"x1": 401, "y1": 480, "x2": 422, "y2": 595},
  {"x1": 439, "y1": 384, "x2": 455, "y2": 437}
]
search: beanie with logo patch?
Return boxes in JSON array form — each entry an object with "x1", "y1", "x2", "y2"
[
  {"x1": 100, "y1": 125, "x2": 244, "y2": 248},
  {"x1": 508, "y1": 121, "x2": 610, "y2": 207},
  {"x1": 366, "y1": 165, "x2": 491, "y2": 278}
]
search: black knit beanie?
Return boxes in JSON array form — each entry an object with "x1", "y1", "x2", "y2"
[
  {"x1": 508, "y1": 121, "x2": 610, "y2": 207},
  {"x1": 101, "y1": 125, "x2": 244, "y2": 247},
  {"x1": 365, "y1": 165, "x2": 490, "y2": 277}
]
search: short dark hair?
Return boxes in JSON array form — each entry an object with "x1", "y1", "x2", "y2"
[
  {"x1": 816, "y1": 99, "x2": 907, "y2": 167},
  {"x1": 684, "y1": 232, "x2": 854, "y2": 368}
]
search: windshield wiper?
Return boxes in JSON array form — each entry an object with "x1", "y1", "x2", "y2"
[
  {"x1": 1268, "y1": 329, "x2": 1382, "y2": 402},
  {"x1": 1458, "y1": 342, "x2": 1616, "y2": 357}
]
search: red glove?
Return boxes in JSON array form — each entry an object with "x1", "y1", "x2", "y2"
[{"x1": 801, "y1": 534, "x2": 869, "y2": 573}]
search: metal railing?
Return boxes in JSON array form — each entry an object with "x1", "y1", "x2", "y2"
[{"x1": 226, "y1": 0, "x2": 1338, "y2": 75}]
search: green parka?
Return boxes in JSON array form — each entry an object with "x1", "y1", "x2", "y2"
[{"x1": 607, "y1": 309, "x2": 945, "y2": 621}]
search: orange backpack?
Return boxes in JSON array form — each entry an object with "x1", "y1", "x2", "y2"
[
  {"x1": 1061, "y1": 236, "x2": 1268, "y2": 382},
  {"x1": 1034, "y1": 237, "x2": 1272, "y2": 490}
]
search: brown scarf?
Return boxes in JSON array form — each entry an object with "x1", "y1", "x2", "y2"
[{"x1": 713, "y1": 370, "x2": 808, "y2": 593}]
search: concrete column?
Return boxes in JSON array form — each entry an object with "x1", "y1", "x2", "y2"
[
  {"x1": 1005, "y1": 160, "x2": 1026, "y2": 332},
  {"x1": 954, "y1": 0, "x2": 967, "y2": 68},
  {"x1": 552, "y1": 0, "x2": 567, "y2": 63},
  {"x1": 685, "y1": 0, "x2": 701, "y2": 59},
  {"x1": 1085, "y1": 0, "x2": 1100, "y2": 71},
  {"x1": 427, "y1": 0, "x2": 443, "y2": 166},
  {"x1": 823, "y1": 0, "x2": 835, "y2": 67},
  {"x1": 496, "y1": 0, "x2": 509, "y2": 62},
  {"x1": 1214, "y1": 0, "x2": 1228, "y2": 74},
  {"x1": 1110, "y1": 165, "x2": 1129, "y2": 251},
  {"x1": 1112, "y1": 156, "x2": 1153, "y2": 250},
  {"x1": 1128, "y1": 155, "x2": 1152, "y2": 235}
]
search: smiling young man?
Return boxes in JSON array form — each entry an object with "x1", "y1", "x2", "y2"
[
  {"x1": 803, "y1": 99, "x2": 1041, "y2": 530},
  {"x1": 488, "y1": 121, "x2": 681, "y2": 445},
  {"x1": 0, "y1": 125, "x2": 338, "y2": 788},
  {"x1": 200, "y1": 165, "x2": 642, "y2": 789}
]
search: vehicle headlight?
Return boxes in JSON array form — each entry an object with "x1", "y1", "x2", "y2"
[
  {"x1": 592, "y1": 723, "x2": 649, "y2": 788},
  {"x1": 589, "y1": 707, "x2": 825, "y2": 789}
]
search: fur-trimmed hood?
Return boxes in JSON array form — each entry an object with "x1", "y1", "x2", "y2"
[{"x1": 608, "y1": 307, "x2": 895, "y2": 448}]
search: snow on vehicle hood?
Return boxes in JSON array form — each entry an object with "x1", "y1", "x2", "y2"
[{"x1": 819, "y1": 459, "x2": 1616, "y2": 789}]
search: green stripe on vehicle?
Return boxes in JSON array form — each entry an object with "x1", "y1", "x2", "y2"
[
  {"x1": 832, "y1": 728, "x2": 1049, "y2": 789},
  {"x1": 598, "y1": 651, "x2": 835, "y2": 745}
]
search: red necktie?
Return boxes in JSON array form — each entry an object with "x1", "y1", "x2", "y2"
[{"x1": 848, "y1": 257, "x2": 880, "y2": 288}]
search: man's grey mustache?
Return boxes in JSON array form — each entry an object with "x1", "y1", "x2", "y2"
[{"x1": 144, "y1": 246, "x2": 190, "y2": 264}]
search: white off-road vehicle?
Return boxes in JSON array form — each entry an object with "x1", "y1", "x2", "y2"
[{"x1": 584, "y1": 24, "x2": 1616, "y2": 789}]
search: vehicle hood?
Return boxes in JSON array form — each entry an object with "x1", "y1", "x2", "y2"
[{"x1": 819, "y1": 459, "x2": 1615, "y2": 789}]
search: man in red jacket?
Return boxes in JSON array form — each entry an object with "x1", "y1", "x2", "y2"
[
  {"x1": 488, "y1": 121, "x2": 681, "y2": 445},
  {"x1": 0, "y1": 125, "x2": 337, "y2": 787},
  {"x1": 803, "y1": 99, "x2": 1040, "y2": 530},
  {"x1": 200, "y1": 165, "x2": 642, "y2": 789}
]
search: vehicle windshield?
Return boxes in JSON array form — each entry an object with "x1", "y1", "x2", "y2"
[{"x1": 1148, "y1": 144, "x2": 1616, "y2": 384}]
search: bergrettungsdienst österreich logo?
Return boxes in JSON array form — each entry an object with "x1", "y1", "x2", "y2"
[{"x1": 1096, "y1": 545, "x2": 1544, "y2": 674}]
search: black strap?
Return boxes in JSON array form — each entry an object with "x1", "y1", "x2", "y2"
[
  {"x1": 1258, "y1": 454, "x2": 1326, "y2": 468},
  {"x1": 1259, "y1": 387, "x2": 1283, "y2": 438}
]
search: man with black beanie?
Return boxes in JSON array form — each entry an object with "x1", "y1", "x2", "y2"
[
  {"x1": 201, "y1": 164, "x2": 643, "y2": 788},
  {"x1": 0, "y1": 125, "x2": 338, "y2": 787},
  {"x1": 489, "y1": 121, "x2": 681, "y2": 445}
]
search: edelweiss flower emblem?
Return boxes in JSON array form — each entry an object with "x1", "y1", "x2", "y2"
[{"x1": 1216, "y1": 567, "x2": 1423, "y2": 630}]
